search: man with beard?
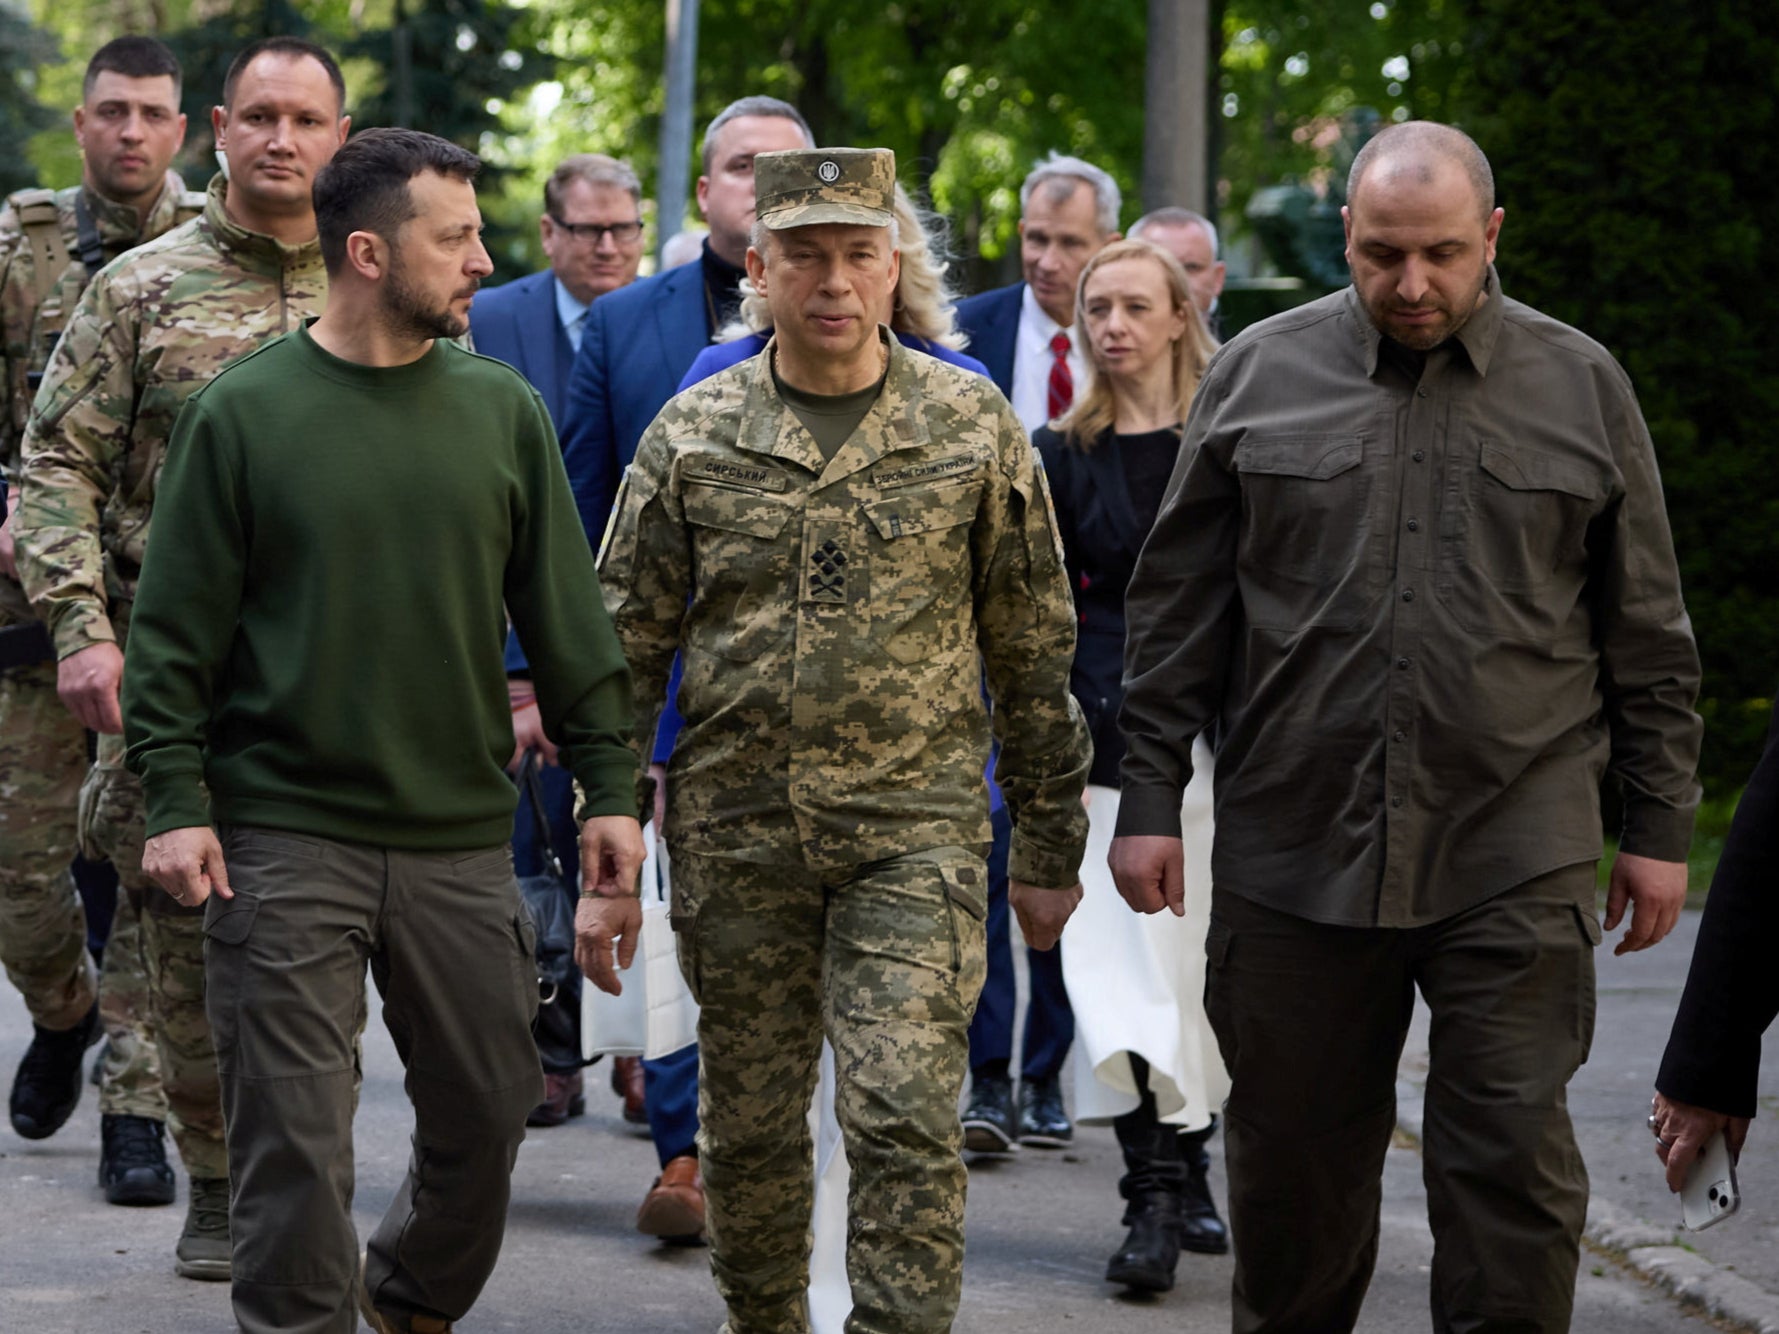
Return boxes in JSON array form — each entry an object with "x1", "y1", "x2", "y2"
[
  {"x1": 0, "y1": 34, "x2": 198, "y2": 1203},
  {"x1": 14, "y1": 35, "x2": 348, "y2": 1282},
  {"x1": 120, "y1": 127, "x2": 645, "y2": 1334},
  {"x1": 1110, "y1": 120, "x2": 1702, "y2": 1331}
]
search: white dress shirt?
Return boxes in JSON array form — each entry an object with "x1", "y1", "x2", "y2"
[{"x1": 1010, "y1": 284, "x2": 1087, "y2": 435}]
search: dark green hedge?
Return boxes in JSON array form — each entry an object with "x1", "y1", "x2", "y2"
[{"x1": 1453, "y1": 0, "x2": 1779, "y2": 794}]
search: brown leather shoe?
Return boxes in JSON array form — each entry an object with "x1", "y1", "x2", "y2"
[
  {"x1": 635, "y1": 1153, "x2": 705, "y2": 1242},
  {"x1": 359, "y1": 1251, "x2": 454, "y2": 1332},
  {"x1": 611, "y1": 1055, "x2": 647, "y2": 1124},
  {"x1": 526, "y1": 1070, "x2": 586, "y2": 1128}
]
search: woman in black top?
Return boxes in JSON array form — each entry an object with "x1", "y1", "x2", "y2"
[{"x1": 1037, "y1": 239, "x2": 1224, "y2": 1295}]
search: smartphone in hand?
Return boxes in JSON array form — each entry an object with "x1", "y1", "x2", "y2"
[{"x1": 1681, "y1": 1129, "x2": 1741, "y2": 1231}]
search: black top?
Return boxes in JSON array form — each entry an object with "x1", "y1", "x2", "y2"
[
  {"x1": 1036, "y1": 423, "x2": 1184, "y2": 787},
  {"x1": 1657, "y1": 696, "x2": 1779, "y2": 1116},
  {"x1": 699, "y1": 241, "x2": 747, "y2": 335}
]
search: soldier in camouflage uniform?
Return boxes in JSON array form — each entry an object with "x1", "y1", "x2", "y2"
[
  {"x1": 593, "y1": 147, "x2": 1092, "y2": 1334},
  {"x1": 0, "y1": 37, "x2": 197, "y2": 1203},
  {"x1": 15, "y1": 35, "x2": 348, "y2": 1282}
]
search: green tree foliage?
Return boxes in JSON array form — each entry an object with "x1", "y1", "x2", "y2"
[
  {"x1": 0, "y1": 6, "x2": 60, "y2": 196},
  {"x1": 347, "y1": 0, "x2": 553, "y2": 280},
  {"x1": 1454, "y1": 0, "x2": 1779, "y2": 794}
]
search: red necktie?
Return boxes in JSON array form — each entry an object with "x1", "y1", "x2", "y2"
[{"x1": 1047, "y1": 330, "x2": 1073, "y2": 420}]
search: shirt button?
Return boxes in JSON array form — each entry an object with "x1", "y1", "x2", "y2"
[
  {"x1": 1396, "y1": 657, "x2": 1410, "y2": 670},
  {"x1": 1406, "y1": 518, "x2": 1419, "y2": 532},
  {"x1": 1416, "y1": 387, "x2": 1429, "y2": 398},
  {"x1": 1401, "y1": 588, "x2": 1415, "y2": 602},
  {"x1": 1390, "y1": 795, "x2": 1404, "y2": 808},
  {"x1": 1393, "y1": 730, "x2": 1407, "y2": 742},
  {"x1": 1412, "y1": 450, "x2": 1426, "y2": 462}
]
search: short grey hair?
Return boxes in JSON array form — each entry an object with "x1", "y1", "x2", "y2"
[
  {"x1": 1347, "y1": 121, "x2": 1495, "y2": 221},
  {"x1": 1130, "y1": 206, "x2": 1219, "y2": 259},
  {"x1": 544, "y1": 154, "x2": 641, "y2": 217},
  {"x1": 1019, "y1": 152, "x2": 1121, "y2": 236},
  {"x1": 700, "y1": 96, "x2": 814, "y2": 174}
]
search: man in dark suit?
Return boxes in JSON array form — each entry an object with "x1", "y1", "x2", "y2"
[
  {"x1": 555, "y1": 92, "x2": 812, "y2": 1247},
  {"x1": 469, "y1": 154, "x2": 643, "y2": 429},
  {"x1": 470, "y1": 153, "x2": 645, "y2": 1132},
  {"x1": 558, "y1": 95, "x2": 812, "y2": 540},
  {"x1": 951, "y1": 153, "x2": 1120, "y2": 1158},
  {"x1": 953, "y1": 153, "x2": 1121, "y2": 431}
]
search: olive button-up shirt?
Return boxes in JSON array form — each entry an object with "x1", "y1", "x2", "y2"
[{"x1": 1117, "y1": 269, "x2": 1702, "y2": 928}]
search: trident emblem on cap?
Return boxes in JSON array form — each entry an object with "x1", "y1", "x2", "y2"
[{"x1": 817, "y1": 160, "x2": 841, "y2": 183}]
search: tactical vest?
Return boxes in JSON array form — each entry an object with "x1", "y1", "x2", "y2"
[{"x1": 7, "y1": 186, "x2": 205, "y2": 391}]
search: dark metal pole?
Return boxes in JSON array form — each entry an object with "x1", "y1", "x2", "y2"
[
  {"x1": 656, "y1": 0, "x2": 701, "y2": 266},
  {"x1": 1143, "y1": 0, "x2": 1210, "y2": 214}
]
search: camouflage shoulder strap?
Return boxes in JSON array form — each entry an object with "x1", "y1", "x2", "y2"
[{"x1": 6, "y1": 188, "x2": 71, "y2": 311}]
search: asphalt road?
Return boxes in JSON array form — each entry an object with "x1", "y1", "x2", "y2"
[{"x1": 0, "y1": 910, "x2": 1743, "y2": 1333}]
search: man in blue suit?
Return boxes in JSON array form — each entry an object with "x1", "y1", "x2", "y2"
[
  {"x1": 470, "y1": 153, "x2": 645, "y2": 1131},
  {"x1": 556, "y1": 94, "x2": 812, "y2": 1247},
  {"x1": 952, "y1": 153, "x2": 1121, "y2": 1155},
  {"x1": 470, "y1": 154, "x2": 644, "y2": 428},
  {"x1": 558, "y1": 96, "x2": 812, "y2": 540},
  {"x1": 954, "y1": 153, "x2": 1121, "y2": 432}
]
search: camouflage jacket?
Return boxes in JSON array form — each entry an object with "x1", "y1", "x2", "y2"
[
  {"x1": 599, "y1": 331, "x2": 1091, "y2": 887},
  {"x1": 16, "y1": 173, "x2": 327, "y2": 657},
  {"x1": 0, "y1": 171, "x2": 198, "y2": 626}
]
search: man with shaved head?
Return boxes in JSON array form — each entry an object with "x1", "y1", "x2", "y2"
[{"x1": 1110, "y1": 120, "x2": 1701, "y2": 1330}]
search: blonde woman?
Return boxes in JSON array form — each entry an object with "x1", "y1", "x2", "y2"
[{"x1": 1037, "y1": 238, "x2": 1227, "y2": 1294}]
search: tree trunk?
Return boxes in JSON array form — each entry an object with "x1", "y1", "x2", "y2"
[{"x1": 1142, "y1": 0, "x2": 1211, "y2": 216}]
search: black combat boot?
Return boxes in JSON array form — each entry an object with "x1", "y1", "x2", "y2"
[
  {"x1": 99, "y1": 1112, "x2": 177, "y2": 1205},
  {"x1": 1178, "y1": 1120, "x2": 1230, "y2": 1254},
  {"x1": 1105, "y1": 1070, "x2": 1188, "y2": 1292},
  {"x1": 9, "y1": 1002, "x2": 100, "y2": 1139}
]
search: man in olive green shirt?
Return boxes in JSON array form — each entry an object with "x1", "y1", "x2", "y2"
[{"x1": 1111, "y1": 121, "x2": 1701, "y2": 1332}]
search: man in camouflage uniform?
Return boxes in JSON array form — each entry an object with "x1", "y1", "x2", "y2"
[
  {"x1": 0, "y1": 36, "x2": 198, "y2": 1204},
  {"x1": 15, "y1": 35, "x2": 348, "y2": 1281},
  {"x1": 593, "y1": 146, "x2": 1092, "y2": 1334}
]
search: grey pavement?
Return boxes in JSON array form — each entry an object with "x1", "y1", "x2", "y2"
[{"x1": 0, "y1": 904, "x2": 1756, "y2": 1332}]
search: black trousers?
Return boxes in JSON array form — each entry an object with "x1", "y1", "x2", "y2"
[
  {"x1": 1204, "y1": 865, "x2": 1598, "y2": 1334},
  {"x1": 205, "y1": 825, "x2": 543, "y2": 1334}
]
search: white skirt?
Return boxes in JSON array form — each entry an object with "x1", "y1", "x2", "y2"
[{"x1": 1063, "y1": 736, "x2": 1228, "y2": 1131}]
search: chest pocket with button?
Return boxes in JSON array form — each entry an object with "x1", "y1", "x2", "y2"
[
  {"x1": 859, "y1": 478, "x2": 981, "y2": 665},
  {"x1": 1436, "y1": 438, "x2": 1606, "y2": 645},
  {"x1": 681, "y1": 480, "x2": 798, "y2": 662},
  {"x1": 1232, "y1": 433, "x2": 1384, "y2": 631}
]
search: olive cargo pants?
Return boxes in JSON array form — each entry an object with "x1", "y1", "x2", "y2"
[
  {"x1": 1204, "y1": 865, "x2": 1599, "y2": 1333},
  {"x1": 205, "y1": 825, "x2": 543, "y2": 1334},
  {"x1": 672, "y1": 845, "x2": 989, "y2": 1334}
]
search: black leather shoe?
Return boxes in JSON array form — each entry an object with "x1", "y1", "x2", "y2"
[
  {"x1": 1105, "y1": 1191, "x2": 1183, "y2": 1292},
  {"x1": 1178, "y1": 1123, "x2": 1229, "y2": 1254},
  {"x1": 99, "y1": 1113, "x2": 177, "y2": 1205},
  {"x1": 9, "y1": 1003, "x2": 100, "y2": 1140},
  {"x1": 961, "y1": 1073, "x2": 1016, "y2": 1154},
  {"x1": 1017, "y1": 1074, "x2": 1072, "y2": 1147}
]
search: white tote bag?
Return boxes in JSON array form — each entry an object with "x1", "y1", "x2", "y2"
[{"x1": 582, "y1": 824, "x2": 700, "y2": 1060}]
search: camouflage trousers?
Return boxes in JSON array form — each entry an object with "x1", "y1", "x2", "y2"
[
  {"x1": 0, "y1": 659, "x2": 98, "y2": 1029},
  {"x1": 83, "y1": 732, "x2": 226, "y2": 1179},
  {"x1": 671, "y1": 845, "x2": 989, "y2": 1334},
  {"x1": 96, "y1": 889, "x2": 168, "y2": 1120}
]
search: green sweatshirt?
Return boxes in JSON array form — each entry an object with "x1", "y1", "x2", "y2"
[{"x1": 122, "y1": 324, "x2": 636, "y2": 849}]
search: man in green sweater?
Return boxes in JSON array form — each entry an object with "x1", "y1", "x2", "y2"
[{"x1": 121, "y1": 128, "x2": 645, "y2": 1334}]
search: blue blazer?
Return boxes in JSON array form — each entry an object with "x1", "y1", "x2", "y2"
[
  {"x1": 559, "y1": 260, "x2": 710, "y2": 543},
  {"x1": 952, "y1": 281, "x2": 1025, "y2": 399},
  {"x1": 467, "y1": 270, "x2": 574, "y2": 430}
]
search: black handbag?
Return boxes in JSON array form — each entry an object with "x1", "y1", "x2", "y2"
[{"x1": 515, "y1": 754, "x2": 593, "y2": 1074}]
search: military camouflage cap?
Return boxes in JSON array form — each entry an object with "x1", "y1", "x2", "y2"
[{"x1": 754, "y1": 148, "x2": 895, "y2": 230}]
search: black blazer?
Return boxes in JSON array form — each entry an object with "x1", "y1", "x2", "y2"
[
  {"x1": 1657, "y1": 696, "x2": 1779, "y2": 1115},
  {"x1": 1036, "y1": 423, "x2": 1183, "y2": 787}
]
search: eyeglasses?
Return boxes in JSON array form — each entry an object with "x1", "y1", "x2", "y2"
[{"x1": 549, "y1": 217, "x2": 644, "y2": 245}]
